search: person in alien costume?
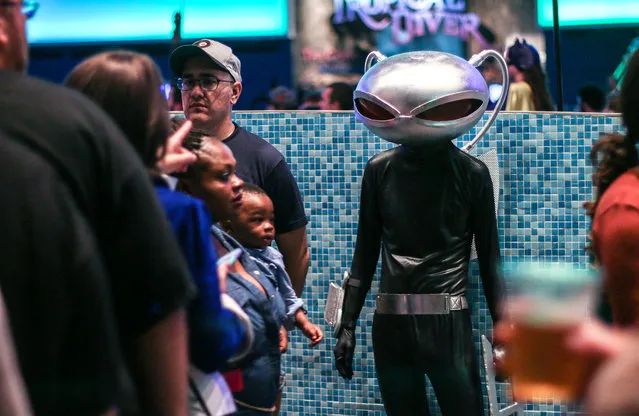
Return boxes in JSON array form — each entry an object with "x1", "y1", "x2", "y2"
[{"x1": 333, "y1": 49, "x2": 509, "y2": 415}]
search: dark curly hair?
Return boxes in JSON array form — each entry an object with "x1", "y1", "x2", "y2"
[
  {"x1": 168, "y1": 118, "x2": 222, "y2": 184},
  {"x1": 169, "y1": 117, "x2": 208, "y2": 152},
  {"x1": 584, "y1": 49, "x2": 639, "y2": 251}
]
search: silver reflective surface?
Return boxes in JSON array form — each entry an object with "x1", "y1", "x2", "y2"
[{"x1": 354, "y1": 50, "x2": 490, "y2": 145}]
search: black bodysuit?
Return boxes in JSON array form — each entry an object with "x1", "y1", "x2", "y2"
[{"x1": 340, "y1": 142, "x2": 503, "y2": 416}]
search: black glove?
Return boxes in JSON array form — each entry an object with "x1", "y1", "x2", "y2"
[{"x1": 334, "y1": 327, "x2": 356, "y2": 379}]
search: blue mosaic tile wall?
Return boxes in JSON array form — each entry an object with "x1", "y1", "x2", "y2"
[{"x1": 228, "y1": 111, "x2": 623, "y2": 415}]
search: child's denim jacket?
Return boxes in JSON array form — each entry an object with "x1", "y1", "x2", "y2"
[
  {"x1": 246, "y1": 246, "x2": 304, "y2": 330},
  {"x1": 211, "y1": 225, "x2": 286, "y2": 411}
]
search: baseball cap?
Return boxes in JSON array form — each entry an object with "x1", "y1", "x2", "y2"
[{"x1": 170, "y1": 39, "x2": 242, "y2": 83}]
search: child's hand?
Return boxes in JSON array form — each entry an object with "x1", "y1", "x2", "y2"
[
  {"x1": 301, "y1": 322, "x2": 324, "y2": 347},
  {"x1": 279, "y1": 326, "x2": 288, "y2": 353}
]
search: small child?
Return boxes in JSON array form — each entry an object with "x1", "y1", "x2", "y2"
[{"x1": 223, "y1": 183, "x2": 324, "y2": 345}]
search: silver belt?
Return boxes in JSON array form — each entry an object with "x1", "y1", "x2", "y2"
[{"x1": 375, "y1": 293, "x2": 468, "y2": 315}]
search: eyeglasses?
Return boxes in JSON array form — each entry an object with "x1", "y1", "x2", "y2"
[
  {"x1": 0, "y1": 1, "x2": 39, "y2": 19},
  {"x1": 176, "y1": 77, "x2": 234, "y2": 92}
]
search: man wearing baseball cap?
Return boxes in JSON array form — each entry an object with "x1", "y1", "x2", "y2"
[{"x1": 169, "y1": 40, "x2": 309, "y2": 295}]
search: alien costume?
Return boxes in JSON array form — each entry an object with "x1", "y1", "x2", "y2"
[{"x1": 333, "y1": 50, "x2": 509, "y2": 415}]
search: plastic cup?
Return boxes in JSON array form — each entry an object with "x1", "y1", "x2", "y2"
[{"x1": 502, "y1": 261, "x2": 599, "y2": 402}]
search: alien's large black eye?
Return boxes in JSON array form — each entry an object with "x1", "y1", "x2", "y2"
[
  {"x1": 415, "y1": 99, "x2": 483, "y2": 122},
  {"x1": 355, "y1": 98, "x2": 395, "y2": 121}
]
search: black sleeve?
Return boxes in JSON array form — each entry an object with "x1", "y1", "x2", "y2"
[
  {"x1": 341, "y1": 160, "x2": 382, "y2": 330},
  {"x1": 26, "y1": 163, "x2": 123, "y2": 415},
  {"x1": 83, "y1": 108, "x2": 196, "y2": 341},
  {"x1": 103, "y1": 174, "x2": 196, "y2": 339},
  {"x1": 471, "y1": 164, "x2": 504, "y2": 323},
  {"x1": 262, "y1": 159, "x2": 308, "y2": 234},
  {"x1": 62, "y1": 195, "x2": 124, "y2": 415}
]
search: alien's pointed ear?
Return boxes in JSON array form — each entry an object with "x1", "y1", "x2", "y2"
[
  {"x1": 364, "y1": 51, "x2": 387, "y2": 72},
  {"x1": 514, "y1": 38, "x2": 521, "y2": 45},
  {"x1": 522, "y1": 39, "x2": 529, "y2": 45}
]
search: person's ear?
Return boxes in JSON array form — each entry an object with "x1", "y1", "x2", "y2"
[{"x1": 230, "y1": 82, "x2": 242, "y2": 105}]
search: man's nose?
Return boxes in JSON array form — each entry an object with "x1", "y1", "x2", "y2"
[
  {"x1": 190, "y1": 83, "x2": 205, "y2": 97},
  {"x1": 231, "y1": 174, "x2": 243, "y2": 190}
]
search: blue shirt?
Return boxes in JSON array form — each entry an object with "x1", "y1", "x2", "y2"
[
  {"x1": 246, "y1": 246, "x2": 304, "y2": 330},
  {"x1": 211, "y1": 226, "x2": 286, "y2": 411},
  {"x1": 154, "y1": 178, "x2": 245, "y2": 373}
]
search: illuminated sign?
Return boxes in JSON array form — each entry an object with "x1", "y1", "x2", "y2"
[
  {"x1": 537, "y1": 0, "x2": 639, "y2": 28},
  {"x1": 28, "y1": 0, "x2": 290, "y2": 45},
  {"x1": 332, "y1": 0, "x2": 488, "y2": 46}
]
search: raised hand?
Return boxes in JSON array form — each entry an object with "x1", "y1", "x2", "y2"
[{"x1": 157, "y1": 120, "x2": 196, "y2": 174}]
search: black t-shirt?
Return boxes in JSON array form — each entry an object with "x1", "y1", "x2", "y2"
[
  {"x1": 0, "y1": 138, "x2": 122, "y2": 415},
  {"x1": 0, "y1": 71, "x2": 195, "y2": 339},
  {"x1": 224, "y1": 124, "x2": 308, "y2": 234}
]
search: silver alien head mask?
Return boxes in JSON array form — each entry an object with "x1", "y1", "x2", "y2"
[{"x1": 354, "y1": 50, "x2": 509, "y2": 149}]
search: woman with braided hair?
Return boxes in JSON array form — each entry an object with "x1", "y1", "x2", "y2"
[{"x1": 585, "y1": 49, "x2": 639, "y2": 327}]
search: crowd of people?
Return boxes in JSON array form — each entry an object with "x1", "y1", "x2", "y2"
[
  {"x1": 264, "y1": 82, "x2": 355, "y2": 111},
  {"x1": 482, "y1": 38, "x2": 618, "y2": 113},
  {"x1": 2, "y1": 1, "x2": 639, "y2": 415},
  {"x1": 1, "y1": 3, "x2": 326, "y2": 415}
]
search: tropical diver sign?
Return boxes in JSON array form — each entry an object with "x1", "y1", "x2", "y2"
[{"x1": 332, "y1": 0, "x2": 487, "y2": 46}]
